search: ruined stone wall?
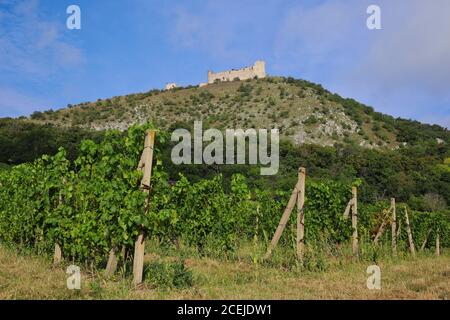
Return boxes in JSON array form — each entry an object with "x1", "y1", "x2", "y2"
[
  {"x1": 207, "y1": 60, "x2": 265, "y2": 84},
  {"x1": 165, "y1": 83, "x2": 177, "y2": 90}
]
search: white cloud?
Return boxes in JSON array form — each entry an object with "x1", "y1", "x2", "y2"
[
  {"x1": 356, "y1": 0, "x2": 450, "y2": 94},
  {"x1": 0, "y1": 0, "x2": 84, "y2": 77},
  {"x1": 0, "y1": 0, "x2": 84, "y2": 117},
  {"x1": 274, "y1": 0, "x2": 364, "y2": 75},
  {"x1": 273, "y1": 0, "x2": 450, "y2": 127},
  {"x1": 168, "y1": 5, "x2": 241, "y2": 60},
  {"x1": 165, "y1": 1, "x2": 280, "y2": 63}
]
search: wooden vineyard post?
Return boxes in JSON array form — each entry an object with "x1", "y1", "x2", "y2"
[
  {"x1": 391, "y1": 198, "x2": 397, "y2": 257},
  {"x1": 53, "y1": 243, "x2": 62, "y2": 265},
  {"x1": 105, "y1": 244, "x2": 127, "y2": 277},
  {"x1": 53, "y1": 179, "x2": 65, "y2": 266},
  {"x1": 133, "y1": 129, "x2": 156, "y2": 286},
  {"x1": 435, "y1": 233, "x2": 440, "y2": 256},
  {"x1": 420, "y1": 229, "x2": 432, "y2": 251},
  {"x1": 351, "y1": 187, "x2": 359, "y2": 257},
  {"x1": 396, "y1": 218, "x2": 401, "y2": 238},
  {"x1": 133, "y1": 232, "x2": 145, "y2": 286},
  {"x1": 264, "y1": 176, "x2": 299, "y2": 259},
  {"x1": 296, "y1": 168, "x2": 306, "y2": 261},
  {"x1": 265, "y1": 167, "x2": 305, "y2": 260},
  {"x1": 105, "y1": 248, "x2": 118, "y2": 277},
  {"x1": 374, "y1": 208, "x2": 390, "y2": 245},
  {"x1": 342, "y1": 198, "x2": 353, "y2": 220},
  {"x1": 404, "y1": 207, "x2": 416, "y2": 257}
]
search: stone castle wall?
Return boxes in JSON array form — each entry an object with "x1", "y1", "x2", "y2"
[{"x1": 207, "y1": 60, "x2": 266, "y2": 84}]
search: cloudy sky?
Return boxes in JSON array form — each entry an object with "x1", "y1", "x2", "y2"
[{"x1": 0, "y1": 0, "x2": 449, "y2": 127}]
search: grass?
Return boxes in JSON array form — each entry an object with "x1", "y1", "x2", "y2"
[{"x1": 0, "y1": 242, "x2": 448, "y2": 300}]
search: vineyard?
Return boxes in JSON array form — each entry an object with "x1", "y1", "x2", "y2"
[{"x1": 0, "y1": 124, "x2": 448, "y2": 288}]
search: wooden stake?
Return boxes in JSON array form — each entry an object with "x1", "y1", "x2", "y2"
[
  {"x1": 264, "y1": 185, "x2": 298, "y2": 259},
  {"x1": 391, "y1": 198, "x2": 397, "y2": 257},
  {"x1": 121, "y1": 245, "x2": 127, "y2": 261},
  {"x1": 404, "y1": 207, "x2": 415, "y2": 257},
  {"x1": 265, "y1": 169, "x2": 302, "y2": 260},
  {"x1": 296, "y1": 167, "x2": 306, "y2": 261},
  {"x1": 374, "y1": 208, "x2": 390, "y2": 245},
  {"x1": 133, "y1": 231, "x2": 146, "y2": 285},
  {"x1": 105, "y1": 248, "x2": 118, "y2": 277},
  {"x1": 420, "y1": 229, "x2": 432, "y2": 251},
  {"x1": 343, "y1": 198, "x2": 353, "y2": 220},
  {"x1": 351, "y1": 187, "x2": 359, "y2": 257},
  {"x1": 141, "y1": 130, "x2": 156, "y2": 189},
  {"x1": 53, "y1": 179, "x2": 65, "y2": 266},
  {"x1": 435, "y1": 233, "x2": 440, "y2": 256},
  {"x1": 133, "y1": 130, "x2": 156, "y2": 286},
  {"x1": 53, "y1": 243, "x2": 62, "y2": 265}
]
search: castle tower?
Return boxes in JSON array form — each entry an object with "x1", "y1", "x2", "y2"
[
  {"x1": 207, "y1": 70, "x2": 213, "y2": 84},
  {"x1": 253, "y1": 60, "x2": 266, "y2": 79}
]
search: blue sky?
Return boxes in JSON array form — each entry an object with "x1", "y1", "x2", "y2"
[{"x1": 0, "y1": 0, "x2": 449, "y2": 128}]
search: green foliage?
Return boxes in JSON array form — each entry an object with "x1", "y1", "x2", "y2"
[
  {"x1": 0, "y1": 118, "x2": 103, "y2": 164},
  {"x1": 304, "y1": 181, "x2": 352, "y2": 243},
  {"x1": 0, "y1": 124, "x2": 157, "y2": 262},
  {"x1": 237, "y1": 83, "x2": 253, "y2": 97},
  {"x1": 0, "y1": 123, "x2": 448, "y2": 269},
  {"x1": 303, "y1": 116, "x2": 318, "y2": 125},
  {"x1": 409, "y1": 210, "x2": 449, "y2": 248},
  {"x1": 144, "y1": 260, "x2": 193, "y2": 289}
]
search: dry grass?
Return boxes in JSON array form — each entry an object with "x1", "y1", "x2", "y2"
[{"x1": 0, "y1": 245, "x2": 448, "y2": 300}]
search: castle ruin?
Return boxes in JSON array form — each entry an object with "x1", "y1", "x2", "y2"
[
  {"x1": 164, "y1": 60, "x2": 266, "y2": 89},
  {"x1": 207, "y1": 60, "x2": 266, "y2": 84}
]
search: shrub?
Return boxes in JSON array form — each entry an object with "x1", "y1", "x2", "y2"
[
  {"x1": 303, "y1": 115, "x2": 318, "y2": 125},
  {"x1": 30, "y1": 111, "x2": 45, "y2": 120},
  {"x1": 144, "y1": 260, "x2": 193, "y2": 289}
]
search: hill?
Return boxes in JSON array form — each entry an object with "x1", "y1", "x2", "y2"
[{"x1": 26, "y1": 76, "x2": 450, "y2": 149}]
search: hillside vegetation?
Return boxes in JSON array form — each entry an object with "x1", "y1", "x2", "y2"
[
  {"x1": 0, "y1": 119, "x2": 102, "y2": 164},
  {"x1": 27, "y1": 77, "x2": 449, "y2": 149}
]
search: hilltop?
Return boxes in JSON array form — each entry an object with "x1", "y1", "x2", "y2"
[{"x1": 26, "y1": 76, "x2": 449, "y2": 149}]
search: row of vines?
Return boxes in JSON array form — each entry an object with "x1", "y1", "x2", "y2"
[{"x1": 0, "y1": 124, "x2": 448, "y2": 265}]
